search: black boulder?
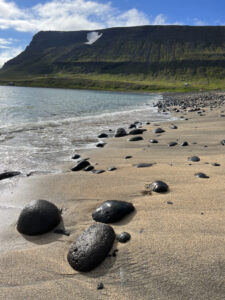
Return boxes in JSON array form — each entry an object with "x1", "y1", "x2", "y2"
[{"x1": 71, "y1": 159, "x2": 90, "y2": 171}]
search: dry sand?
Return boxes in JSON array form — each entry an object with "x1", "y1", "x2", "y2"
[{"x1": 0, "y1": 99, "x2": 225, "y2": 299}]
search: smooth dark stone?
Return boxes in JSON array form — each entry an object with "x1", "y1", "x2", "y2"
[
  {"x1": 167, "y1": 201, "x2": 173, "y2": 205},
  {"x1": 129, "y1": 128, "x2": 146, "y2": 135},
  {"x1": 71, "y1": 159, "x2": 90, "y2": 171},
  {"x1": 96, "y1": 142, "x2": 105, "y2": 148},
  {"x1": 92, "y1": 200, "x2": 135, "y2": 223},
  {"x1": 146, "y1": 122, "x2": 150, "y2": 125},
  {"x1": 92, "y1": 169, "x2": 105, "y2": 174},
  {"x1": 212, "y1": 162, "x2": 220, "y2": 166},
  {"x1": 54, "y1": 228, "x2": 70, "y2": 236},
  {"x1": 129, "y1": 124, "x2": 136, "y2": 129},
  {"x1": 0, "y1": 171, "x2": 21, "y2": 180},
  {"x1": 117, "y1": 232, "x2": 131, "y2": 243},
  {"x1": 168, "y1": 142, "x2": 177, "y2": 147},
  {"x1": 188, "y1": 156, "x2": 200, "y2": 162},
  {"x1": 114, "y1": 128, "x2": 127, "y2": 137},
  {"x1": 129, "y1": 136, "x2": 143, "y2": 141},
  {"x1": 72, "y1": 154, "x2": 80, "y2": 160},
  {"x1": 108, "y1": 167, "x2": 117, "y2": 171},
  {"x1": 136, "y1": 163, "x2": 153, "y2": 168},
  {"x1": 195, "y1": 172, "x2": 209, "y2": 178},
  {"x1": 221, "y1": 140, "x2": 225, "y2": 145},
  {"x1": 17, "y1": 200, "x2": 61, "y2": 236},
  {"x1": 150, "y1": 139, "x2": 158, "y2": 143},
  {"x1": 98, "y1": 133, "x2": 108, "y2": 138},
  {"x1": 84, "y1": 165, "x2": 94, "y2": 171},
  {"x1": 125, "y1": 155, "x2": 132, "y2": 159},
  {"x1": 181, "y1": 141, "x2": 189, "y2": 146},
  {"x1": 97, "y1": 283, "x2": 104, "y2": 290},
  {"x1": 149, "y1": 180, "x2": 169, "y2": 193},
  {"x1": 170, "y1": 124, "x2": 178, "y2": 129},
  {"x1": 67, "y1": 223, "x2": 115, "y2": 272},
  {"x1": 153, "y1": 128, "x2": 165, "y2": 134}
]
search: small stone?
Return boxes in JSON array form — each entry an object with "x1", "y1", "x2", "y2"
[
  {"x1": 136, "y1": 163, "x2": 153, "y2": 168},
  {"x1": 195, "y1": 172, "x2": 209, "y2": 178},
  {"x1": 71, "y1": 159, "x2": 90, "y2": 171},
  {"x1": 167, "y1": 201, "x2": 173, "y2": 205},
  {"x1": 212, "y1": 162, "x2": 220, "y2": 166},
  {"x1": 97, "y1": 283, "x2": 104, "y2": 290},
  {"x1": 150, "y1": 139, "x2": 158, "y2": 143},
  {"x1": 125, "y1": 155, "x2": 132, "y2": 159},
  {"x1": 72, "y1": 154, "x2": 80, "y2": 160},
  {"x1": 117, "y1": 232, "x2": 131, "y2": 243},
  {"x1": 188, "y1": 156, "x2": 200, "y2": 162},
  {"x1": 168, "y1": 142, "x2": 177, "y2": 147},
  {"x1": 129, "y1": 136, "x2": 143, "y2": 141},
  {"x1": 98, "y1": 133, "x2": 108, "y2": 138},
  {"x1": 84, "y1": 165, "x2": 94, "y2": 171},
  {"x1": 170, "y1": 124, "x2": 178, "y2": 129},
  {"x1": 108, "y1": 166, "x2": 117, "y2": 171},
  {"x1": 153, "y1": 128, "x2": 165, "y2": 134},
  {"x1": 221, "y1": 140, "x2": 225, "y2": 145},
  {"x1": 0, "y1": 171, "x2": 21, "y2": 180},
  {"x1": 129, "y1": 123, "x2": 136, "y2": 129},
  {"x1": 149, "y1": 180, "x2": 169, "y2": 193},
  {"x1": 115, "y1": 128, "x2": 127, "y2": 137},
  {"x1": 96, "y1": 142, "x2": 105, "y2": 148},
  {"x1": 92, "y1": 170, "x2": 105, "y2": 174},
  {"x1": 181, "y1": 141, "x2": 189, "y2": 146},
  {"x1": 129, "y1": 128, "x2": 146, "y2": 135}
]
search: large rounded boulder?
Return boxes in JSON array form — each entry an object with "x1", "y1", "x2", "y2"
[
  {"x1": 67, "y1": 223, "x2": 115, "y2": 272},
  {"x1": 17, "y1": 199, "x2": 61, "y2": 235}
]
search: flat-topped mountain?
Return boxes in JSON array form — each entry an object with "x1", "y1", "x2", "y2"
[{"x1": 1, "y1": 26, "x2": 225, "y2": 91}]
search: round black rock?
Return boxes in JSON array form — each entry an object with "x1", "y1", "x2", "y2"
[
  {"x1": 117, "y1": 232, "x2": 131, "y2": 243},
  {"x1": 67, "y1": 223, "x2": 115, "y2": 272},
  {"x1": 195, "y1": 172, "x2": 209, "y2": 178},
  {"x1": 97, "y1": 282, "x2": 104, "y2": 290},
  {"x1": 149, "y1": 180, "x2": 169, "y2": 193},
  {"x1": 71, "y1": 159, "x2": 90, "y2": 171},
  {"x1": 129, "y1": 136, "x2": 143, "y2": 141},
  {"x1": 128, "y1": 128, "x2": 146, "y2": 135},
  {"x1": 96, "y1": 142, "x2": 105, "y2": 148},
  {"x1": 188, "y1": 156, "x2": 200, "y2": 162},
  {"x1": 72, "y1": 154, "x2": 80, "y2": 160},
  {"x1": 125, "y1": 155, "x2": 132, "y2": 159},
  {"x1": 136, "y1": 163, "x2": 153, "y2": 168},
  {"x1": 129, "y1": 123, "x2": 136, "y2": 129},
  {"x1": 17, "y1": 200, "x2": 61, "y2": 236},
  {"x1": 168, "y1": 142, "x2": 177, "y2": 147},
  {"x1": 153, "y1": 128, "x2": 165, "y2": 134},
  {"x1": 92, "y1": 200, "x2": 135, "y2": 223},
  {"x1": 114, "y1": 128, "x2": 127, "y2": 137},
  {"x1": 98, "y1": 133, "x2": 108, "y2": 138},
  {"x1": 150, "y1": 139, "x2": 158, "y2": 143},
  {"x1": 181, "y1": 141, "x2": 189, "y2": 146},
  {"x1": 108, "y1": 166, "x2": 117, "y2": 171}
]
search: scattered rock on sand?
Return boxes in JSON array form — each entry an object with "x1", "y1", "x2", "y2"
[
  {"x1": 96, "y1": 142, "x2": 105, "y2": 148},
  {"x1": 195, "y1": 172, "x2": 209, "y2": 178},
  {"x1": 188, "y1": 156, "x2": 200, "y2": 162},
  {"x1": 98, "y1": 133, "x2": 108, "y2": 138},
  {"x1": 125, "y1": 155, "x2": 132, "y2": 159},
  {"x1": 67, "y1": 223, "x2": 115, "y2": 272},
  {"x1": 136, "y1": 163, "x2": 153, "y2": 168},
  {"x1": 108, "y1": 166, "x2": 117, "y2": 171},
  {"x1": 92, "y1": 200, "x2": 134, "y2": 223},
  {"x1": 168, "y1": 142, "x2": 177, "y2": 147},
  {"x1": 17, "y1": 199, "x2": 61, "y2": 235},
  {"x1": 72, "y1": 154, "x2": 80, "y2": 160},
  {"x1": 181, "y1": 141, "x2": 189, "y2": 146},
  {"x1": 212, "y1": 162, "x2": 220, "y2": 166},
  {"x1": 170, "y1": 124, "x2": 178, "y2": 129},
  {"x1": 71, "y1": 159, "x2": 90, "y2": 171},
  {"x1": 0, "y1": 171, "x2": 21, "y2": 180},
  {"x1": 221, "y1": 140, "x2": 225, "y2": 145},
  {"x1": 150, "y1": 139, "x2": 158, "y2": 143},
  {"x1": 97, "y1": 283, "x2": 104, "y2": 290},
  {"x1": 115, "y1": 128, "x2": 127, "y2": 137},
  {"x1": 128, "y1": 128, "x2": 146, "y2": 135},
  {"x1": 153, "y1": 128, "x2": 165, "y2": 134},
  {"x1": 84, "y1": 165, "x2": 94, "y2": 171},
  {"x1": 149, "y1": 180, "x2": 169, "y2": 193},
  {"x1": 129, "y1": 136, "x2": 143, "y2": 141},
  {"x1": 117, "y1": 232, "x2": 131, "y2": 243},
  {"x1": 92, "y1": 169, "x2": 105, "y2": 174}
]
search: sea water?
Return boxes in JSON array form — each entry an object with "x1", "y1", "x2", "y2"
[{"x1": 0, "y1": 86, "x2": 172, "y2": 175}]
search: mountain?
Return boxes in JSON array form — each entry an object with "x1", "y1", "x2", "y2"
[{"x1": 1, "y1": 25, "x2": 225, "y2": 91}]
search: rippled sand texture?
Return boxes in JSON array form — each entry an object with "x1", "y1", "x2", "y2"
[{"x1": 1, "y1": 96, "x2": 225, "y2": 299}]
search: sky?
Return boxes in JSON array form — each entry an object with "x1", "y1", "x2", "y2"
[{"x1": 0, "y1": 0, "x2": 225, "y2": 67}]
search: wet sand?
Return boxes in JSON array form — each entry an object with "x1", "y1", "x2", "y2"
[{"x1": 1, "y1": 92, "x2": 225, "y2": 299}]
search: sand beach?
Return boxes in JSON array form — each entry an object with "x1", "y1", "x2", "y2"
[{"x1": 0, "y1": 92, "x2": 225, "y2": 299}]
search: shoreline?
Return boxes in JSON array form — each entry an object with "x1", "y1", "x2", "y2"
[{"x1": 1, "y1": 91, "x2": 225, "y2": 299}]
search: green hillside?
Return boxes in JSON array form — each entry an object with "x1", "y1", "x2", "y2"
[{"x1": 0, "y1": 25, "x2": 225, "y2": 92}]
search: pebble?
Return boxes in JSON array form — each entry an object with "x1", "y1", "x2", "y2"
[
  {"x1": 71, "y1": 159, "x2": 90, "y2": 171},
  {"x1": 168, "y1": 142, "x2": 177, "y2": 147},
  {"x1": 212, "y1": 162, "x2": 220, "y2": 166},
  {"x1": 108, "y1": 166, "x2": 117, "y2": 171},
  {"x1": 188, "y1": 156, "x2": 200, "y2": 162},
  {"x1": 115, "y1": 128, "x2": 127, "y2": 137},
  {"x1": 135, "y1": 163, "x2": 153, "y2": 168},
  {"x1": 125, "y1": 155, "x2": 132, "y2": 159},
  {"x1": 96, "y1": 142, "x2": 105, "y2": 148},
  {"x1": 129, "y1": 136, "x2": 143, "y2": 141},
  {"x1": 98, "y1": 133, "x2": 108, "y2": 138},
  {"x1": 92, "y1": 170, "x2": 105, "y2": 174},
  {"x1": 149, "y1": 180, "x2": 169, "y2": 193},
  {"x1": 181, "y1": 141, "x2": 189, "y2": 146},
  {"x1": 153, "y1": 128, "x2": 165, "y2": 134},
  {"x1": 221, "y1": 140, "x2": 225, "y2": 145},
  {"x1": 150, "y1": 139, "x2": 158, "y2": 143},
  {"x1": 72, "y1": 154, "x2": 80, "y2": 159},
  {"x1": 129, "y1": 128, "x2": 146, "y2": 135},
  {"x1": 117, "y1": 232, "x2": 131, "y2": 243},
  {"x1": 195, "y1": 172, "x2": 209, "y2": 178},
  {"x1": 84, "y1": 165, "x2": 94, "y2": 171},
  {"x1": 97, "y1": 283, "x2": 104, "y2": 290},
  {"x1": 170, "y1": 124, "x2": 178, "y2": 129}
]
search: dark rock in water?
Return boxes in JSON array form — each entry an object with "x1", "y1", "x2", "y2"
[
  {"x1": 168, "y1": 142, "x2": 177, "y2": 147},
  {"x1": 129, "y1": 128, "x2": 146, "y2": 135},
  {"x1": 129, "y1": 136, "x2": 143, "y2": 141},
  {"x1": 117, "y1": 232, "x2": 131, "y2": 243},
  {"x1": 98, "y1": 133, "x2": 108, "y2": 138},
  {"x1": 195, "y1": 172, "x2": 209, "y2": 178},
  {"x1": 129, "y1": 124, "x2": 136, "y2": 129},
  {"x1": 54, "y1": 228, "x2": 70, "y2": 236},
  {"x1": 136, "y1": 163, "x2": 153, "y2": 168},
  {"x1": 150, "y1": 139, "x2": 158, "y2": 143},
  {"x1": 84, "y1": 165, "x2": 94, "y2": 171},
  {"x1": 170, "y1": 124, "x2": 178, "y2": 129},
  {"x1": 71, "y1": 159, "x2": 90, "y2": 171},
  {"x1": 92, "y1": 200, "x2": 134, "y2": 223},
  {"x1": 146, "y1": 122, "x2": 150, "y2": 125},
  {"x1": 72, "y1": 154, "x2": 80, "y2": 160},
  {"x1": 153, "y1": 128, "x2": 165, "y2": 134},
  {"x1": 108, "y1": 166, "x2": 117, "y2": 171},
  {"x1": 97, "y1": 282, "x2": 104, "y2": 290},
  {"x1": 96, "y1": 142, "x2": 105, "y2": 148},
  {"x1": 149, "y1": 180, "x2": 169, "y2": 193},
  {"x1": 188, "y1": 156, "x2": 200, "y2": 162},
  {"x1": 221, "y1": 140, "x2": 225, "y2": 145},
  {"x1": 0, "y1": 171, "x2": 21, "y2": 180},
  {"x1": 17, "y1": 200, "x2": 61, "y2": 235},
  {"x1": 181, "y1": 141, "x2": 189, "y2": 146},
  {"x1": 67, "y1": 223, "x2": 115, "y2": 272},
  {"x1": 212, "y1": 162, "x2": 220, "y2": 166},
  {"x1": 92, "y1": 169, "x2": 105, "y2": 174},
  {"x1": 115, "y1": 128, "x2": 127, "y2": 137},
  {"x1": 125, "y1": 155, "x2": 132, "y2": 159}
]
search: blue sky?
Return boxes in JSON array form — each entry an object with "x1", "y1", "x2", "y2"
[{"x1": 0, "y1": 0, "x2": 225, "y2": 67}]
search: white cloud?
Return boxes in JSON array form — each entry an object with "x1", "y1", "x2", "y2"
[
  {"x1": 0, "y1": 46, "x2": 23, "y2": 67},
  {"x1": 193, "y1": 18, "x2": 207, "y2": 26},
  {"x1": 85, "y1": 31, "x2": 102, "y2": 45}
]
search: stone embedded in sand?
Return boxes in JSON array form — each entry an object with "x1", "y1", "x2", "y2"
[
  {"x1": 150, "y1": 139, "x2": 158, "y2": 143},
  {"x1": 96, "y1": 142, "x2": 105, "y2": 148},
  {"x1": 136, "y1": 163, "x2": 153, "y2": 168},
  {"x1": 108, "y1": 166, "x2": 117, "y2": 171},
  {"x1": 149, "y1": 180, "x2": 169, "y2": 193},
  {"x1": 195, "y1": 172, "x2": 209, "y2": 178},
  {"x1": 17, "y1": 199, "x2": 61, "y2": 236},
  {"x1": 188, "y1": 156, "x2": 200, "y2": 162},
  {"x1": 170, "y1": 124, "x2": 178, "y2": 129},
  {"x1": 181, "y1": 141, "x2": 189, "y2": 146},
  {"x1": 67, "y1": 223, "x2": 115, "y2": 272},
  {"x1": 92, "y1": 169, "x2": 105, "y2": 174},
  {"x1": 125, "y1": 155, "x2": 132, "y2": 159},
  {"x1": 168, "y1": 142, "x2": 177, "y2": 147},
  {"x1": 84, "y1": 165, "x2": 94, "y2": 171},
  {"x1": 212, "y1": 162, "x2": 220, "y2": 166},
  {"x1": 129, "y1": 136, "x2": 143, "y2": 141},
  {"x1": 128, "y1": 128, "x2": 146, "y2": 135},
  {"x1": 92, "y1": 200, "x2": 134, "y2": 223},
  {"x1": 117, "y1": 232, "x2": 131, "y2": 243},
  {"x1": 72, "y1": 154, "x2": 80, "y2": 160},
  {"x1": 0, "y1": 171, "x2": 21, "y2": 180},
  {"x1": 98, "y1": 133, "x2": 108, "y2": 138},
  {"x1": 71, "y1": 159, "x2": 90, "y2": 171},
  {"x1": 114, "y1": 128, "x2": 127, "y2": 137},
  {"x1": 153, "y1": 128, "x2": 165, "y2": 134},
  {"x1": 221, "y1": 140, "x2": 225, "y2": 145}
]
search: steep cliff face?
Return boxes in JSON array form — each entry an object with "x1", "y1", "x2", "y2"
[{"x1": 2, "y1": 25, "x2": 225, "y2": 78}]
